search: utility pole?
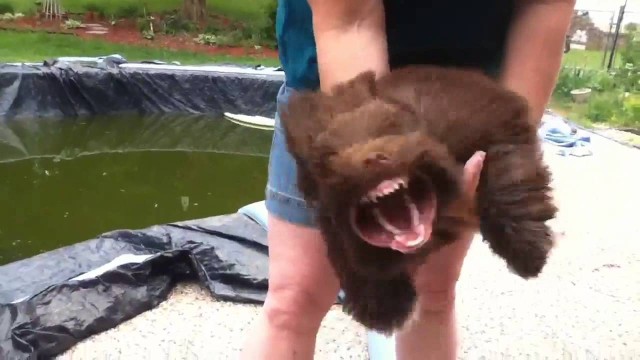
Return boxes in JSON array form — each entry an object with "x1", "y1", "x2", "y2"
[
  {"x1": 602, "y1": 11, "x2": 616, "y2": 68},
  {"x1": 607, "y1": 0, "x2": 628, "y2": 70}
]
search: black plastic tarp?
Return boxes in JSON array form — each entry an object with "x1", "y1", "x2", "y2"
[
  {"x1": 0, "y1": 62, "x2": 284, "y2": 121},
  {"x1": 0, "y1": 213, "x2": 271, "y2": 360}
]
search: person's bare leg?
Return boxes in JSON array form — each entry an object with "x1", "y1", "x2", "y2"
[
  {"x1": 395, "y1": 152, "x2": 485, "y2": 360},
  {"x1": 394, "y1": 236, "x2": 472, "y2": 360},
  {"x1": 240, "y1": 214, "x2": 341, "y2": 360}
]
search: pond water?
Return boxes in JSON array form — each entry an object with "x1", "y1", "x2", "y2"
[{"x1": 0, "y1": 113, "x2": 273, "y2": 266}]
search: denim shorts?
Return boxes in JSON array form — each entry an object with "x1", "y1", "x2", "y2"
[{"x1": 265, "y1": 83, "x2": 318, "y2": 227}]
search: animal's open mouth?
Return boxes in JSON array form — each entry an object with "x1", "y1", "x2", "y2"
[{"x1": 349, "y1": 176, "x2": 437, "y2": 253}]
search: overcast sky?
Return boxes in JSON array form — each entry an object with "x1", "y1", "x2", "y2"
[{"x1": 575, "y1": 0, "x2": 640, "y2": 31}]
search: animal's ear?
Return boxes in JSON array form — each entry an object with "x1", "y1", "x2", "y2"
[
  {"x1": 279, "y1": 70, "x2": 378, "y2": 159},
  {"x1": 279, "y1": 90, "x2": 333, "y2": 160},
  {"x1": 329, "y1": 70, "x2": 378, "y2": 112},
  {"x1": 373, "y1": 66, "x2": 432, "y2": 112}
]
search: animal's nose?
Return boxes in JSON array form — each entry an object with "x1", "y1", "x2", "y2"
[{"x1": 364, "y1": 152, "x2": 390, "y2": 166}]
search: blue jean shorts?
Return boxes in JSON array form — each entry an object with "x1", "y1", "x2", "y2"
[{"x1": 265, "y1": 83, "x2": 318, "y2": 227}]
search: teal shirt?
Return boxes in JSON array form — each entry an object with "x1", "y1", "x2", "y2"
[{"x1": 276, "y1": 0, "x2": 516, "y2": 91}]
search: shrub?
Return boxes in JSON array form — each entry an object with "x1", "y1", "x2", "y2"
[
  {"x1": 554, "y1": 64, "x2": 639, "y2": 99},
  {"x1": 620, "y1": 29, "x2": 639, "y2": 67},
  {"x1": 83, "y1": 2, "x2": 106, "y2": 17},
  {"x1": 586, "y1": 91, "x2": 624, "y2": 123},
  {"x1": 162, "y1": 13, "x2": 196, "y2": 35},
  {"x1": 136, "y1": 14, "x2": 154, "y2": 33},
  {"x1": 590, "y1": 70, "x2": 617, "y2": 92},
  {"x1": 0, "y1": 2, "x2": 14, "y2": 14},
  {"x1": 114, "y1": 4, "x2": 142, "y2": 19},
  {"x1": 612, "y1": 64, "x2": 640, "y2": 93},
  {"x1": 553, "y1": 67, "x2": 596, "y2": 100},
  {"x1": 204, "y1": 18, "x2": 225, "y2": 34},
  {"x1": 621, "y1": 94, "x2": 640, "y2": 126},
  {"x1": 243, "y1": 0, "x2": 277, "y2": 48}
]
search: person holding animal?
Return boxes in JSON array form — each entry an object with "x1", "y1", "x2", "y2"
[{"x1": 241, "y1": 0, "x2": 575, "y2": 359}]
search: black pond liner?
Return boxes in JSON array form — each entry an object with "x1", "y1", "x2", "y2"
[
  {"x1": 0, "y1": 60, "x2": 292, "y2": 359},
  {"x1": 0, "y1": 61, "x2": 284, "y2": 121},
  {"x1": 0, "y1": 214, "x2": 279, "y2": 359}
]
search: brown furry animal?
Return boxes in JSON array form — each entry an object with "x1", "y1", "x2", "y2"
[{"x1": 279, "y1": 65, "x2": 557, "y2": 334}]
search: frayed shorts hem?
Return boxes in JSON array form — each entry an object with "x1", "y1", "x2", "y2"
[{"x1": 265, "y1": 186, "x2": 317, "y2": 228}]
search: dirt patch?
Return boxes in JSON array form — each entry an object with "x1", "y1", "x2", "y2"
[{"x1": 1, "y1": 16, "x2": 279, "y2": 60}]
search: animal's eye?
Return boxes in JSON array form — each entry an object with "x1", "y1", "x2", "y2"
[{"x1": 363, "y1": 152, "x2": 390, "y2": 167}]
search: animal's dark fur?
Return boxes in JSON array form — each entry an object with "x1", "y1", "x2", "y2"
[{"x1": 279, "y1": 65, "x2": 557, "y2": 334}]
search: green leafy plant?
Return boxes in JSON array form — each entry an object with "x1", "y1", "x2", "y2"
[
  {"x1": 136, "y1": 16, "x2": 152, "y2": 32},
  {"x1": 161, "y1": 13, "x2": 196, "y2": 35},
  {"x1": 590, "y1": 70, "x2": 617, "y2": 92},
  {"x1": 63, "y1": 19, "x2": 83, "y2": 29},
  {"x1": 142, "y1": 29, "x2": 154, "y2": 40},
  {"x1": 194, "y1": 33, "x2": 218, "y2": 45},
  {"x1": 553, "y1": 66, "x2": 596, "y2": 100},
  {"x1": 620, "y1": 28, "x2": 639, "y2": 67},
  {"x1": 612, "y1": 64, "x2": 640, "y2": 93},
  {"x1": 621, "y1": 93, "x2": 640, "y2": 126},
  {"x1": 586, "y1": 91, "x2": 624, "y2": 123},
  {"x1": 250, "y1": 0, "x2": 277, "y2": 48},
  {"x1": 137, "y1": 8, "x2": 155, "y2": 40},
  {"x1": 0, "y1": 12, "x2": 24, "y2": 21}
]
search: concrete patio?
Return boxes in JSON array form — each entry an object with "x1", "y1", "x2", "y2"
[{"x1": 59, "y1": 129, "x2": 640, "y2": 359}]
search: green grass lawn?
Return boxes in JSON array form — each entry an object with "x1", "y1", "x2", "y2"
[
  {"x1": 562, "y1": 49, "x2": 622, "y2": 69},
  {"x1": 0, "y1": 30, "x2": 280, "y2": 65},
  {"x1": 5, "y1": 0, "x2": 270, "y2": 23}
]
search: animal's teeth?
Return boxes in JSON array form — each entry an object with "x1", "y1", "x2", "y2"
[
  {"x1": 405, "y1": 233, "x2": 424, "y2": 247},
  {"x1": 404, "y1": 194, "x2": 420, "y2": 227},
  {"x1": 365, "y1": 177, "x2": 409, "y2": 202}
]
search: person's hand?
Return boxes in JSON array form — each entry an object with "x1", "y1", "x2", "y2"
[{"x1": 412, "y1": 150, "x2": 486, "y2": 311}]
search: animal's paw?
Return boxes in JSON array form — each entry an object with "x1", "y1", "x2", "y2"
[
  {"x1": 341, "y1": 273, "x2": 417, "y2": 334},
  {"x1": 484, "y1": 217, "x2": 555, "y2": 278},
  {"x1": 478, "y1": 144, "x2": 557, "y2": 278}
]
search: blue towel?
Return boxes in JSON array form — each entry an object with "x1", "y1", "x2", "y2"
[{"x1": 538, "y1": 112, "x2": 592, "y2": 157}]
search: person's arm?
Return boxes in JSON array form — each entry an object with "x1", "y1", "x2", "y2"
[
  {"x1": 500, "y1": 0, "x2": 576, "y2": 124},
  {"x1": 307, "y1": 2, "x2": 465, "y2": 359},
  {"x1": 307, "y1": 0, "x2": 389, "y2": 92}
]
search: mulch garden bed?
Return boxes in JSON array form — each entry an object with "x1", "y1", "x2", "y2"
[{"x1": 1, "y1": 15, "x2": 279, "y2": 60}]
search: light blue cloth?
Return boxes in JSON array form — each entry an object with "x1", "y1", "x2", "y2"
[{"x1": 538, "y1": 112, "x2": 593, "y2": 157}]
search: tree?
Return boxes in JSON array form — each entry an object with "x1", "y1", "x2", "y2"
[
  {"x1": 624, "y1": 22, "x2": 638, "y2": 34},
  {"x1": 182, "y1": 0, "x2": 207, "y2": 23},
  {"x1": 620, "y1": 25, "x2": 639, "y2": 67}
]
